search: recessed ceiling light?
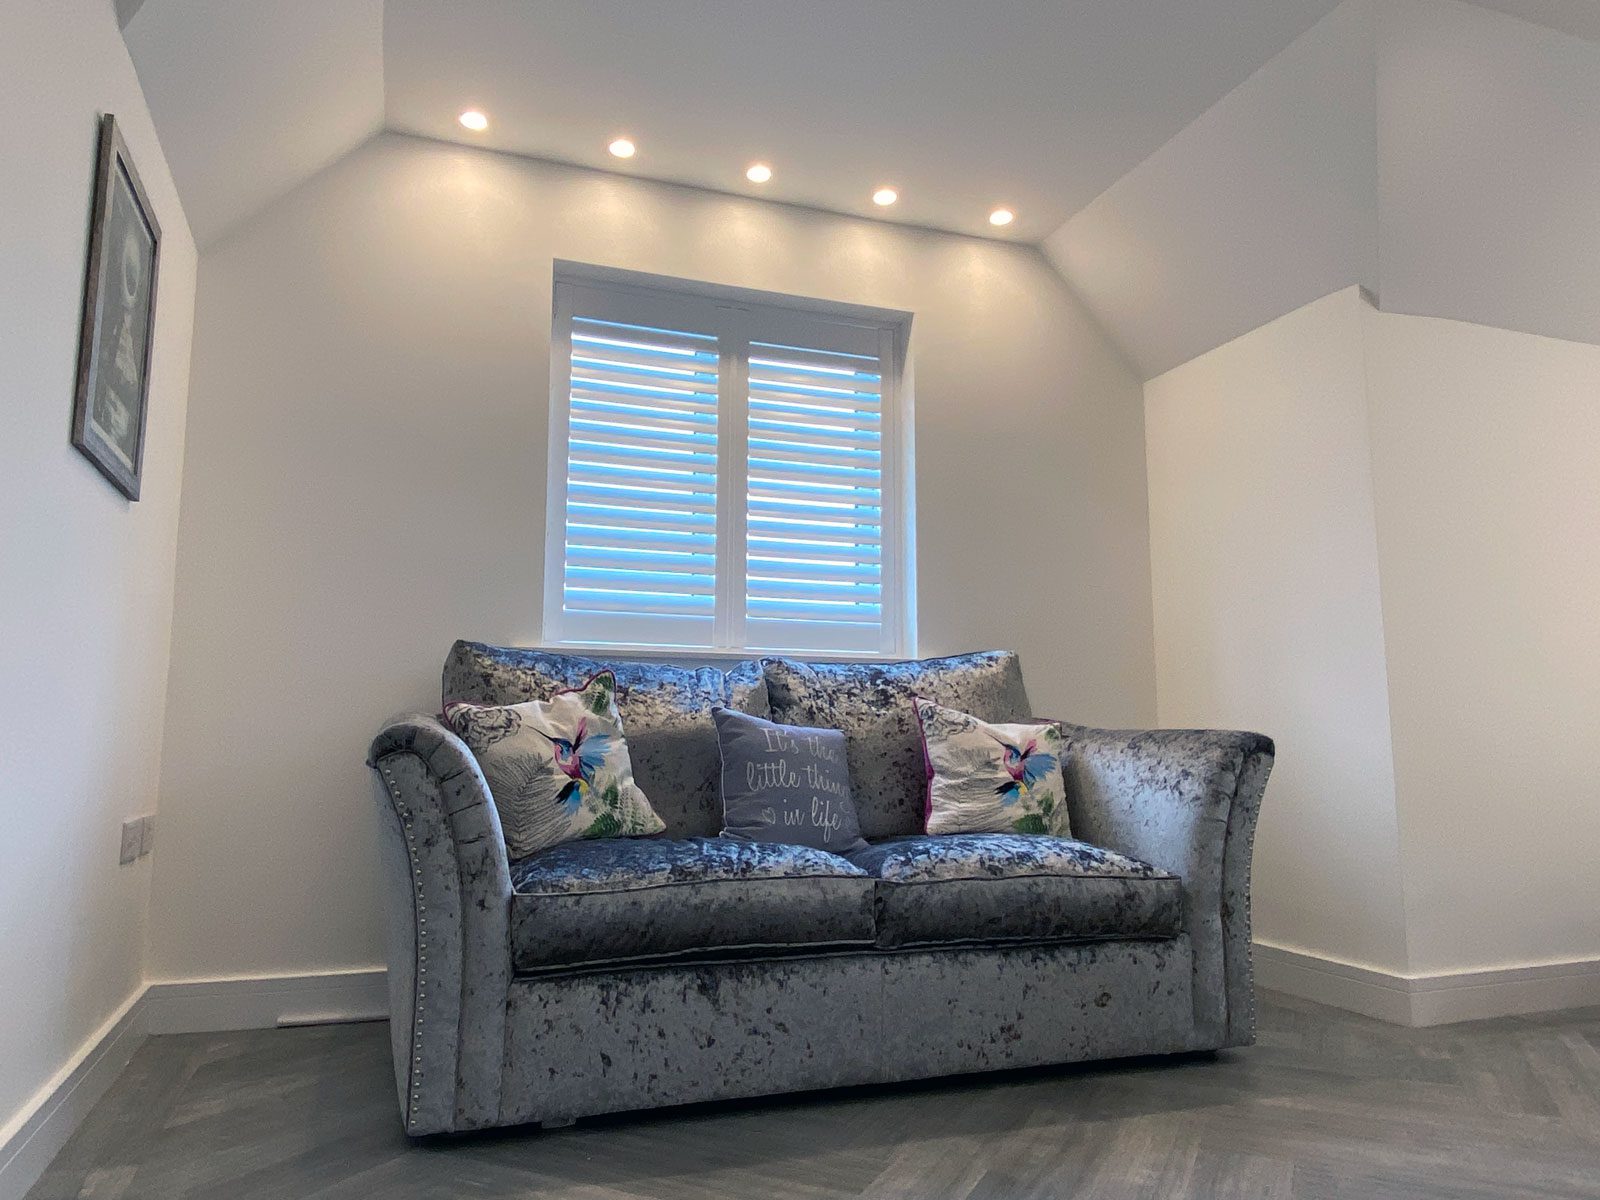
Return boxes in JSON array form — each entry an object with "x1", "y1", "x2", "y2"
[
  {"x1": 608, "y1": 137, "x2": 636, "y2": 159},
  {"x1": 745, "y1": 162, "x2": 773, "y2": 184},
  {"x1": 458, "y1": 109, "x2": 489, "y2": 132},
  {"x1": 988, "y1": 207, "x2": 1015, "y2": 227},
  {"x1": 872, "y1": 187, "x2": 898, "y2": 207}
]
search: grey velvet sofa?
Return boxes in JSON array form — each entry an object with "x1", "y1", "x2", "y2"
[{"x1": 367, "y1": 641, "x2": 1273, "y2": 1137}]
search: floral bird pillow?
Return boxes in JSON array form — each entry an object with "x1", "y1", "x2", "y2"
[
  {"x1": 912, "y1": 697, "x2": 1070, "y2": 838},
  {"x1": 444, "y1": 671, "x2": 665, "y2": 857}
]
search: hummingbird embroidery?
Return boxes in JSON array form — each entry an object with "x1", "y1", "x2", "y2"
[
  {"x1": 990, "y1": 733, "x2": 1059, "y2": 807},
  {"x1": 536, "y1": 717, "x2": 613, "y2": 813}
]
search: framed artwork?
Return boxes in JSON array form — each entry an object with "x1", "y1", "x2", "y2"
[{"x1": 72, "y1": 113, "x2": 161, "y2": 500}]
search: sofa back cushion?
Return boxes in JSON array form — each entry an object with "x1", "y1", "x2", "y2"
[
  {"x1": 762, "y1": 652, "x2": 1033, "y2": 839},
  {"x1": 442, "y1": 641, "x2": 768, "y2": 837}
]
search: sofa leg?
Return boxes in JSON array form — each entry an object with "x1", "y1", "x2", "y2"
[{"x1": 540, "y1": 1116, "x2": 578, "y2": 1130}]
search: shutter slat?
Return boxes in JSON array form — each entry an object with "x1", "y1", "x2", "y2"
[
  {"x1": 748, "y1": 439, "x2": 882, "y2": 465},
  {"x1": 749, "y1": 557, "x2": 880, "y2": 580},
  {"x1": 748, "y1": 577, "x2": 883, "y2": 601},
  {"x1": 749, "y1": 461, "x2": 882, "y2": 487},
  {"x1": 749, "y1": 417, "x2": 881, "y2": 446},
  {"x1": 565, "y1": 567, "x2": 716, "y2": 595},
  {"x1": 571, "y1": 398, "x2": 716, "y2": 428},
  {"x1": 568, "y1": 505, "x2": 717, "y2": 532},
  {"x1": 570, "y1": 440, "x2": 718, "y2": 471},
  {"x1": 746, "y1": 598, "x2": 883, "y2": 623},
  {"x1": 748, "y1": 537, "x2": 881, "y2": 563},
  {"x1": 567, "y1": 545, "x2": 717, "y2": 572},
  {"x1": 565, "y1": 588, "x2": 715, "y2": 614},
  {"x1": 747, "y1": 516, "x2": 882, "y2": 543},
  {"x1": 570, "y1": 419, "x2": 716, "y2": 449}
]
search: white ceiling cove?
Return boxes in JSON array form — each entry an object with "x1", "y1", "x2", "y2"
[{"x1": 123, "y1": 0, "x2": 1341, "y2": 247}]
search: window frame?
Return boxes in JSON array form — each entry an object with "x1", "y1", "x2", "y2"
[{"x1": 543, "y1": 267, "x2": 913, "y2": 659}]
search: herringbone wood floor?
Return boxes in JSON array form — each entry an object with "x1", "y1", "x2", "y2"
[{"x1": 26, "y1": 993, "x2": 1600, "y2": 1199}]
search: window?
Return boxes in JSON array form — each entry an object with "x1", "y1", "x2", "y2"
[{"x1": 544, "y1": 269, "x2": 911, "y2": 657}]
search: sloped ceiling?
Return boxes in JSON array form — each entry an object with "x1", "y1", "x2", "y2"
[
  {"x1": 123, "y1": 0, "x2": 1339, "y2": 248},
  {"x1": 1045, "y1": 0, "x2": 1378, "y2": 379},
  {"x1": 120, "y1": 0, "x2": 384, "y2": 249}
]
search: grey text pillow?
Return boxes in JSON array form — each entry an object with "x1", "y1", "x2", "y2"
[{"x1": 714, "y1": 707, "x2": 867, "y2": 856}]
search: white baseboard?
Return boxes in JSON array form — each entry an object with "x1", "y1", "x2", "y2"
[
  {"x1": 1254, "y1": 941, "x2": 1600, "y2": 1027},
  {"x1": 144, "y1": 967, "x2": 389, "y2": 1034},
  {"x1": 1254, "y1": 942, "x2": 1414, "y2": 1023},
  {"x1": 0, "y1": 990, "x2": 148, "y2": 1200}
]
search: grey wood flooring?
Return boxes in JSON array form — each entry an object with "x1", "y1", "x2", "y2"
[{"x1": 26, "y1": 992, "x2": 1600, "y2": 1199}]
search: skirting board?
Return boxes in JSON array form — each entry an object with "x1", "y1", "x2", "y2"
[
  {"x1": 144, "y1": 967, "x2": 389, "y2": 1034},
  {"x1": 1254, "y1": 941, "x2": 1600, "y2": 1026},
  {"x1": 0, "y1": 990, "x2": 148, "y2": 1200}
]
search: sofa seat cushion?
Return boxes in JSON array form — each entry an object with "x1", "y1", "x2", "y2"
[
  {"x1": 848, "y1": 834, "x2": 1183, "y2": 949},
  {"x1": 509, "y1": 837, "x2": 876, "y2": 972}
]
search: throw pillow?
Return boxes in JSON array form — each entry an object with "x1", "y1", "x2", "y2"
[
  {"x1": 912, "y1": 697, "x2": 1070, "y2": 838},
  {"x1": 444, "y1": 671, "x2": 666, "y2": 857},
  {"x1": 714, "y1": 707, "x2": 868, "y2": 856}
]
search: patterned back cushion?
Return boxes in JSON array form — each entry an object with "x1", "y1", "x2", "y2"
[
  {"x1": 913, "y1": 699, "x2": 1069, "y2": 838},
  {"x1": 442, "y1": 641, "x2": 769, "y2": 838},
  {"x1": 444, "y1": 672, "x2": 665, "y2": 857},
  {"x1": 762, "y1": 652, "x2": 1033, "y2": 839}
]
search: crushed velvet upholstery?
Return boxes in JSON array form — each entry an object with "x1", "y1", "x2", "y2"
[
  {"x1": 1059, "y1": 724, "x2": 1274, "y2": 1048},
  {"x1": 369, "y1": 714, "x2": 513, "y2": 1134},
  {"x1": 508, "y1": 838, "x2": 875, "y2": 972},
  {"x1": 762, "y1": 651, "x2": 1033, "y2": 839},
  {"x1": 849, "y1": 834, "x2": 1183, "y2": 949},
  {"x1": 442, "y1": 642, "x2": 767, "y2": 838},
  {"x1": 500, "y1": 939, "x2": 1197, "y2": 1127},
  {"x1": 368, "y1": 649, "x2": 1272, "y2": 1135}
]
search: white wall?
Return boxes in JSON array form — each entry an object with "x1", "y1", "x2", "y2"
[
  {"x1": 1144, "y1": 287, "x2": 1409, "y2": 972},
  {"x1": 1044, "y1": 0, "x2": 1377, "y2": 380},
  {"x1": 1377, "y1": 0, "x2": 1600, "y2": 347},
  {"x1": 1147, "y1": 284, "x2": 1600, "y2": 983},
  {"x1": 0, "y1": 0, "x2": 195, "y2": 1154},
  {"x1": 1364, "y1": 311, "x2": 1600, "y2": 974},
  {"x1": 151, "y1": 133, "x2": 1155, "y2": 982}
]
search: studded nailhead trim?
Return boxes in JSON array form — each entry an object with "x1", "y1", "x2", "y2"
[{"x1": 381, "y1": 759, "x2": 429, "y2": 1133}]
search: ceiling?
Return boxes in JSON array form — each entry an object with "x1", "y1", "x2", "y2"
[
  {"x1": 381, "y1": 0, "x2": 1343, "y2": 243},
  {"x1": 123, "y1": 0, "x2": 1343, "y2": 248}
]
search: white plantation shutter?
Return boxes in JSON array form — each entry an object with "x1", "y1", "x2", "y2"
[
  {"x1": 745, "y1": 338, "x2": 889, "y2": 653},
  {"x1": 546, "y1": 274, "x2": 908, "y2": 656}
]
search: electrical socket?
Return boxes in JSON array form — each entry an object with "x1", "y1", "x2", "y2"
[
  {"x1": 139, "y1": 813, "x2": 156, "y2": 858},
  {"x1": 119, "y1": 818, "x2": 142, "y2": 866}
]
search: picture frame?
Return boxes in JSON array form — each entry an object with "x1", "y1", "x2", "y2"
[{"x1": 71, "y1": 113, "x2": 161, "y2": 501}]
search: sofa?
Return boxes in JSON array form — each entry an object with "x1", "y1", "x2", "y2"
[{"x1": 367, "y1": 641, "x2": 1273, "y2": 1136}]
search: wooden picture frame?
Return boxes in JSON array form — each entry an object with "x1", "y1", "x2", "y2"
[{"x1": 71, "y1": 113, "x2": 162, "y2": 501}]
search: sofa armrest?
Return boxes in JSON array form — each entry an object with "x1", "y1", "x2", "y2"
[
  {"x1": 368, "y1": 714, "x2": 512, "y2": 1134},
  {"x1": 1058, "y1": 724, "x2": 1273, "y2": 1048}
]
